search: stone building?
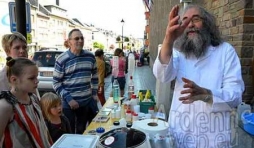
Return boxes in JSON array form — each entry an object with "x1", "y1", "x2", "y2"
[{"x1": 147, "y1": 0, "x2": 254, "y2": 107}]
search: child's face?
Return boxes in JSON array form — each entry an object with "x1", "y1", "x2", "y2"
[
  {"x1": 50, "y1": 102, "x2": 62, "y2": 117},
  {"x1": 15, "y1": 65, "x2": 38, "y2": 93}
]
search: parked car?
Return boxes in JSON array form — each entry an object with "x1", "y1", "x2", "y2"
[
  {"x1": 39, "y1": 47, "x2": 58, "y2": 51},
  {"x1": 104, "y1": 52, "x2": 113, "y2": 60},
  {"x1": 32, "y1": 50, "x2": 64, "y2": 93}
]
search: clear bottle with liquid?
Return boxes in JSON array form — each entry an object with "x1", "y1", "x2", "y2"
[
  {"x1": 128, "y1": 76, "x2": 134, "y2": 100},
  {"x1": 112, "y1": 78, "x2": 120, "y2": 103}
]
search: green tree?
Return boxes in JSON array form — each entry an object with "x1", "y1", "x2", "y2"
[
  {"x1": 99, "y1": 44, "x2": 104, "y2": 49},
  {"x1": 93, "y1": 42, "x2": 105, "y2": 49},
  {"x1": 93, "y1": 42, "x2": 100, "y2": 48},
  {"x1": 124, "y1": 37, "x2": 129, "y2": 42},
  {"x1": 116, "y1": 36, "x2": 121, "y2": 42}
]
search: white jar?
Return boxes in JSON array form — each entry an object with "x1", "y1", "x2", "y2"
[{"x1": 132, "y1": 113, "x2": 139, "y2": 121}]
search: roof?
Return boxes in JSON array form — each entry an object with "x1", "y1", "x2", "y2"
[
  {"x1": 73, "y1": 18, "x2": 84, "y2": 26},
  {"x1": 28, "y1": 0, "x2": 38, "y2": 7}
]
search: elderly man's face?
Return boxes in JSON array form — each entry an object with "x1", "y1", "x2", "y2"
[
  {"x1": 68, "y1": 31, "x2": 84, "y2": 51},
  {"x1": 175, "y1": 8, "x2": 211, "y2": 59},
  {"x1": 182, "y1": 8, "x2": 203, "y2": 38}
]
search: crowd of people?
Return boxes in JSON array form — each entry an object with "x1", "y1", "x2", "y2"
[
  {"x1": 0, "y1": 4, "x2": 246, "y2": 147},
  {"x1": 0, "y1": 28, "x2": 135, "y2": 147}
]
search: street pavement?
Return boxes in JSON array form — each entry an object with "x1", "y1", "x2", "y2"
[{"x1": 104, "y1": 65, "x2": 156, "y2": 100}]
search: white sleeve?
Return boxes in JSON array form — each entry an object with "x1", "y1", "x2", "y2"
[
  {"x1": 153, "y1": 49, "x2": 178, "y2": 83},
  {"x1": 210, "y1": 44, "x2": 244, "y2": 111}
]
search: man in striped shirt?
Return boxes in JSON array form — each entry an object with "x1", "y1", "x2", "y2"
[{"x1": 53, "y1": 29, "x2": 99, "y2": 134}]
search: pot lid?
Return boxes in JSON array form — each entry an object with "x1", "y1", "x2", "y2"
[{"x1": 99, "y1": 127, "x2": 146, "y2": 148}]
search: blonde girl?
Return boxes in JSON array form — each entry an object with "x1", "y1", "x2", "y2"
[
  {"x1": 40, "y1": 92, "x2": 71, "y2": 142},
  {"x1": 0, "y1": 57, "x2": 52, "y2": 147}
]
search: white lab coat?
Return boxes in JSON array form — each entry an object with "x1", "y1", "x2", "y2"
[{"x1": 153, "y1": 42, "x2": 244, "y2": 148}]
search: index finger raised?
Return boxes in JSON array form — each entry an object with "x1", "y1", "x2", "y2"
[{"x1": 169, "y1": 5, "x2": 179, "y2": 21}]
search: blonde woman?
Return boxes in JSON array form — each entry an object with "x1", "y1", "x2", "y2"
[
  {"x1": 40, "y1": 92, "x2": 71, "y2": 142},
  {"x1": 0, "y1": 32, "x2": 27, "y2": 91}
]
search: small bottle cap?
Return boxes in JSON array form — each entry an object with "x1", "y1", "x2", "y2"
[
  {"x1": 113, "y1": 121, "x2": 120, "y2": 126},
  {"x1": 126, "y1": 122, "x2": 132, "y2": 128},
  {"x1": 131, "y1": 94, "x2": 136, "y2": 99},
  {"x1": 132, "y1": 112, "x2": 138, "y2": 116},
  {"x1": 149, "y1": 107, "x2": 154, "y2": 110},
  {"x1": 96, "y1": 127, "x2": 105, "y2": 133},
  {"x1": 126, "y1": 110, "x2": 132, "y2": 114}
]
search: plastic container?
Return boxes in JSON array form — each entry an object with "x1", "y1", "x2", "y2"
[
  {"x1": 139, "y1": 95, "x2": 156, "y2": 113},
  {"x1": 237, "y1": 102, "x2": 251, "y2": 120},
  {"x1": 132, "y1": 112, "x2": 139, "y2": 121},
  {"x1": 241, "y1": 112, "x2": 254, "y2": 135},
  {"x1": 148, "y1": 107, "x2": 155, "y2": 117}
]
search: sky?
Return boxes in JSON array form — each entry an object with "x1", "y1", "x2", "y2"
[{"x1": 60, "y1": 0, "x2": 147, "y2": 38}]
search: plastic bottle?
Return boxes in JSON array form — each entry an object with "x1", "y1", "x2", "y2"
[
  {"x1": 112, "y1": 78, "x2": 120, "y2": 103},
  {"x1": 130, "y1": 94, "x2": 138, "y2": 111},
  {"x1": 237, "y1": 102, "x2": 251, "y2": 120},
  {"x1": 128, "y1": 76, "x2": 134, "y2": 100},
  {"x1": 128, "y1": 52, "x2": 135, "y2": 76}
]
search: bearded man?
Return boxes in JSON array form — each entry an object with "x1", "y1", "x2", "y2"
[{"x1": 153, "y1": 5, "x2": 244, "y2": 148}]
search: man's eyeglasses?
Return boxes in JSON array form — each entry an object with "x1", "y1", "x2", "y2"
[
  {"x1": 71, "y1": 36, "x2": 84, "y2": 41},
  {"x1": 181, "y1": 16, "x2": 203, "y2": 25}
]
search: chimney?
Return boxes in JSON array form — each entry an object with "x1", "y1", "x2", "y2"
[{"x1": 56, "y1": 0, "x2": 59, "y2": 6}]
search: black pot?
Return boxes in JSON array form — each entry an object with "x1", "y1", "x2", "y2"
[{"x1": 98, "y1": 127, "x2": 147, "y2": 148}]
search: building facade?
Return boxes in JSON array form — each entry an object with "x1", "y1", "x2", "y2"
[{"x1": 0, "y1": 0, "x2": 123, "y2": 59}]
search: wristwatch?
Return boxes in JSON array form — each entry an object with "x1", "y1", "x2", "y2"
[{"x1": 203, "y1": 89, "x2": 212, "y2": 102}]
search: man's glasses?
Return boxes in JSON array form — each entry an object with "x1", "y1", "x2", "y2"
[
  {"x1": 181, "y1": 16, "x2": 203, "y2": 25},
  {"x1": 71, "y1": 36, "x2": 84, "y2": 41}
]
